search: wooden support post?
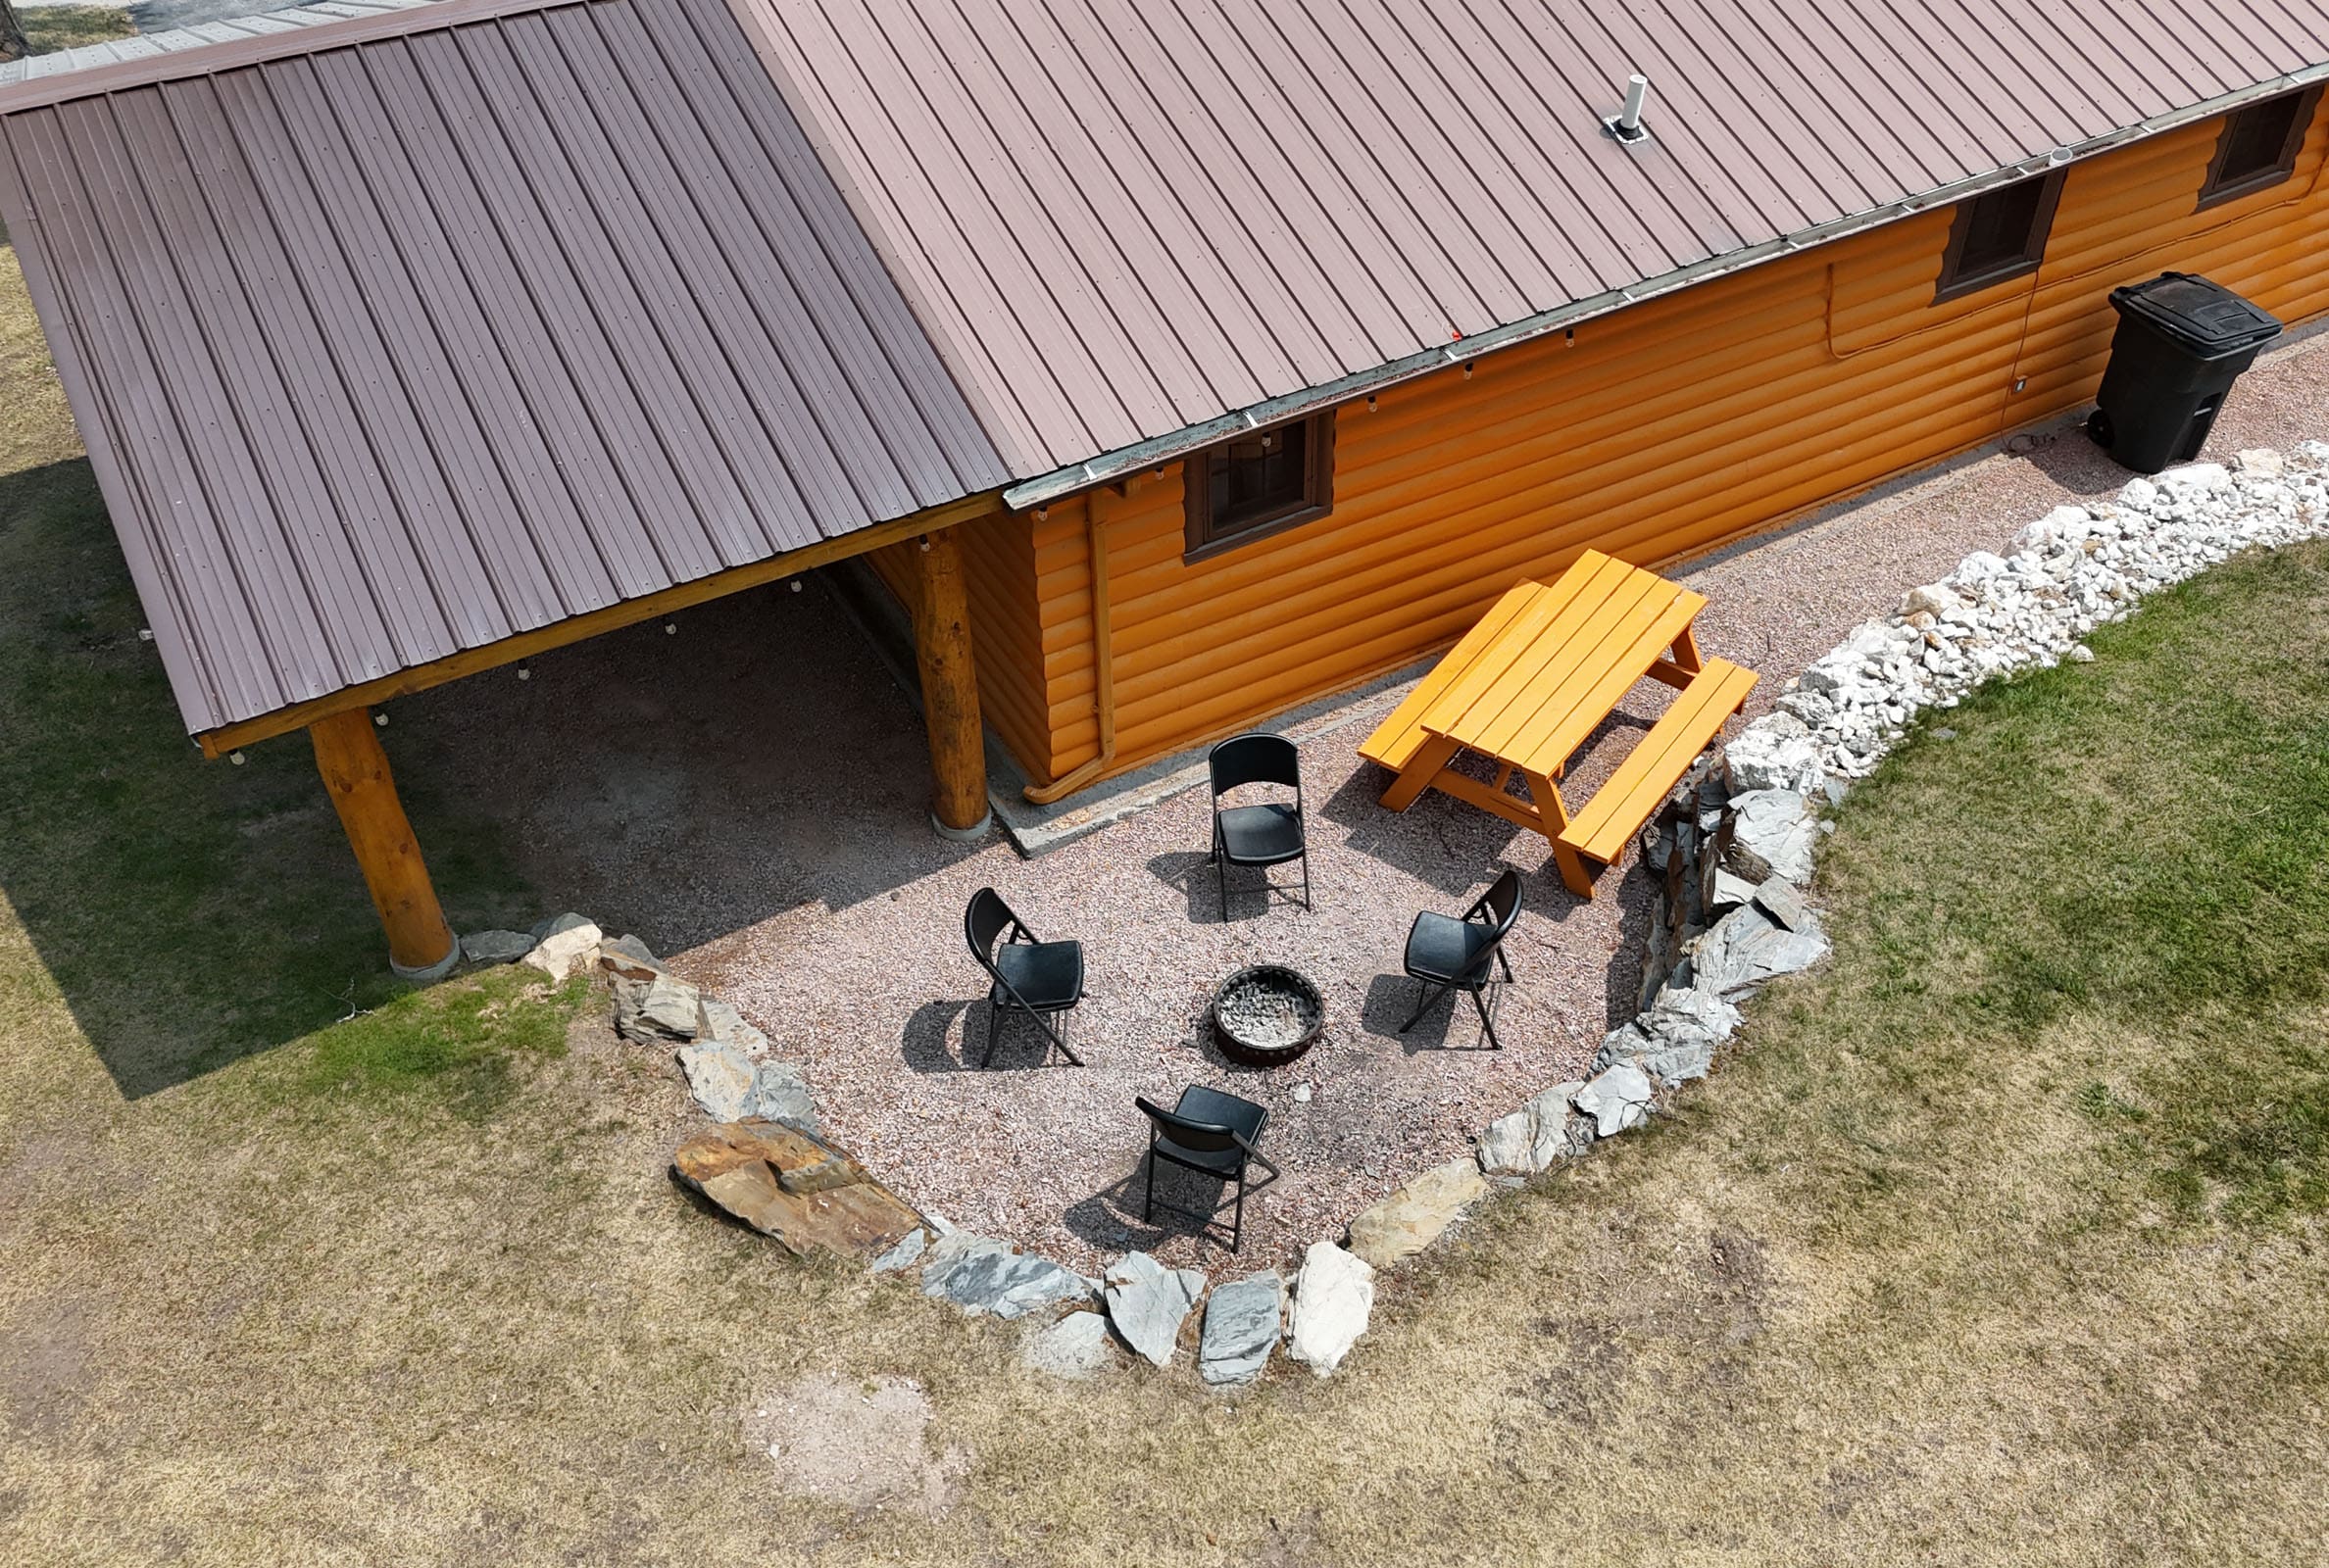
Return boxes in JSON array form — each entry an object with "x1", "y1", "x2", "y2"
[
  {"x1": 910, "y1": 526, "x2": 991, "y2": 839},
  {"x1": 310, "y1": 707, "x2": 457, "y2": 980}
]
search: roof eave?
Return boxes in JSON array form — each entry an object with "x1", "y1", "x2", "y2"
[{"x1": 1002, "y1": 64, "x2": 2329, "y2": 516}]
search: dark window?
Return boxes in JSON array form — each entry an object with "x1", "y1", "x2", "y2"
[
  {"x1": 1183, "y1": 411, "x2": 1335, "y2": 560},
  {"x1": 2199, "y1": 86, "x2": 2321, "y2": 208},
  {"x1": 1934, "y1": 169, "x2": 2066, "y2": 303}
]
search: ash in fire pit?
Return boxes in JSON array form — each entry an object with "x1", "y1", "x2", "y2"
[{"x1": 1212, "y1": 964, "x2": 1325, "y2": 1066}]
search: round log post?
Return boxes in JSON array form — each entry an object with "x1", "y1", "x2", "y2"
[
  {"x1": 310, "y1": 707, "x2": 457, "y2": 980},
  {"x1": 910, "y1": 526, "x2": 991, "y2": 839}
]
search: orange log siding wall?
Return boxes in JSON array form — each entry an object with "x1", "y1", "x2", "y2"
[
  {"x1": 861, "y1": 512, "x2": 1051, "y2": 776},
  {"x1": 966, "y1": 108, "x2": 2329, "y2": 790}
]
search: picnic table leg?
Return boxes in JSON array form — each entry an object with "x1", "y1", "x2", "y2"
[
  {"x1": 1527, "y1": 768, "x2": 1596, "y2": 898},
  {"x1": 1378, "y1": 734, "x2": 1460, "y2": 812},
  {"x1": 1648, "y1": 623, "x2": 1709, "y2": 690}
]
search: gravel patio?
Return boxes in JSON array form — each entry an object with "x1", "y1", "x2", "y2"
[{"x1": 404, "y1": 329, "x2": 2329, "y2": 1273}]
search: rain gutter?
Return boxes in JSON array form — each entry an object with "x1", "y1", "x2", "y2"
[{"x1": 1004, "y1": 65, "x2": 2329, "y2": 514}]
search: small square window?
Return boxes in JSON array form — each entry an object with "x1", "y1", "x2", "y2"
[
  {"x1": 2199, "y1": 86, "x2": 2321, "y2": 208},
  {"x1": 1934, "y1": 169, "x2": 2066, "y2": 303},
  {"x1": 1183, "y1": 411, "x2": 1335, "y2": 560}
]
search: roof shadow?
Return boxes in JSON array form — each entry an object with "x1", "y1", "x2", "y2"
[
  {"x1": 0, "y1": 458, "x2": 536, "y2": 1098},
  {"x1": 0, "y1": 456, "x2": 983, "y2": 1098}
]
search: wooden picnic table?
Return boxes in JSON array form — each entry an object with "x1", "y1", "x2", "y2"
[{"x1": 1359, "y1": 551, "x2": 1757, "y2": 898}]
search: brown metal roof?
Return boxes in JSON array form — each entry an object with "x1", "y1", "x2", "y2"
[
  {"x1": 0, "y1": 0, "x2": 438, "y2": 87},
  {"x1": 0, "y1": 0, "x2": 1008, "y2": 737},
  {"x1": 734, "y1": 0, "x2": 2329, "y2": 491},
  {"x1": 5, "y1": 0, "x2": 2327, "y2": 741}
]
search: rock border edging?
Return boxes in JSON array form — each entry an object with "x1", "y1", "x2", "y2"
[{"x1": 456, "y1": 442, "x2": 2329, "y2": 1392}]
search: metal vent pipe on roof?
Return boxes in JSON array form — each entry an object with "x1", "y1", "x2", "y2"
[{"x1": 1608, "y1": 74, "x2": 1651, "y2": 143}]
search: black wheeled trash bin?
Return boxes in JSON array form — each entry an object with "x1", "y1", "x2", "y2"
[{"x1": 2087, "y1": 271, "x2": 2281, "y2": 474}]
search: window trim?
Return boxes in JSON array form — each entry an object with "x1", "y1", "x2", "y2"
[
  {"x1": 2197, "y1": 84, "x2": 2323, "y2": 210},
  {"x1": 1181, "y1": 410, "x2": 1337, "y2": 564},
  {"x1": 1933, "y1": 168, "x2": 2067, "y2": 305}
]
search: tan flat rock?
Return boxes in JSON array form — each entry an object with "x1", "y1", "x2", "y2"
[
  {"x1": 673, "y1": 1119, "x2": 920, "y2": 1260},
  {"x1": 1345, "y1": 1157, "x2": 1489, "y2": 1268}
]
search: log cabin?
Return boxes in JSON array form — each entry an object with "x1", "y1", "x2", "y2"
[{"x1": 2, "y1": 0, "x2": 2326, "y2": 969}]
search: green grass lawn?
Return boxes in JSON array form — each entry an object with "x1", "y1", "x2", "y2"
[
  {"x1": 0, "y1": 222, "x2": 2324, "y2": 1564},
  {"x1": 15, "y1": 6, "x2": 131, "y2": 55}
]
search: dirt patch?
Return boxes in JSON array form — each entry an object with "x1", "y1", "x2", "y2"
[
  {"x1": 1704, "y1": 1227, "x2": 1772, "y2": 1345},
  {"x1": 741, "y1": 1373, "x2": 966, "y2": 1520},
  {"x1": 1, "y1": 1294, "x2": 88, "y2": 1441}
]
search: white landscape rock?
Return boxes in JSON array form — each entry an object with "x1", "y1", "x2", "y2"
[
  {"x1": 1103, "y1": 1251, "x2": 1206, "y2": 1369},
  {"x1": 1769, "y1": 448, "x2": 2329, "y2": 782},
  {"x1": 1722, "y1": 712, "x2": 1828, "y2": 796},
  {"x1": 521, "y1": 913, "x2": 602, "y2": 981},
  {"x1": 1021, "y1": 1309, "x2": 1117, "y2": 1381},
  {"x1": 1476, "y1": 1081, "x2": 1591, "y2": 1177},
  {"x1": 1287, "y1": 1242, "x2": 1374, "y2": 1378},
  {"x1": 1901, "y1": 581, "x2": 1963, "y2": 617},
  {"x1": 677, "y1": 1042, "x2": 758, "y2": 1122},
  {"x1": 1574, "y1": 1062, "x2": 1656, "y2": 1138}
]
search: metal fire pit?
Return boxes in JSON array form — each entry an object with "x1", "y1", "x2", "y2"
[{"x1": 1211, "y1": 964, "x2": 1325, "y2": 1066}]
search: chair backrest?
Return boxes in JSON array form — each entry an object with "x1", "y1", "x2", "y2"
[
  {"x1": 1477, "y1": 867, "x2": 1522, "y2": 938},
  {"x1": 1209, "y1": 731, "x2": 1301, "y2": 798},
  {"x1": 964, "y1": 887, "x2": 1016, "y2": 974},
  {"x1": 1135, "y1": 1096, "x2": 1240, "y2": 1153}
]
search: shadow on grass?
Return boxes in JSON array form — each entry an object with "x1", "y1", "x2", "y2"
[{"x1": 0, "y1": 459, "x2": 542, "y2": 1099}]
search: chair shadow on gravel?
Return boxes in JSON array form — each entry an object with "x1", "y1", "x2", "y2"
[
  {"x1": 900, "y1": 999, "x2": 976, "y2": 1072},
  {"x1": 1320, "y1": 766, "x2": 1526, "y2": 896},
  {"x1": 1063, "y1": 1160, "x2": 1243, "y2": 1256},
  {"x1": 1359, "y1": 970, "x2": 1506, "y2": 1053},
  {"x1": 1144, "y1": 849, "x2": 1308, "y2": 923},
  {"x1": 900, "y1": 997, "x2": 1081, "y2": 1073}
]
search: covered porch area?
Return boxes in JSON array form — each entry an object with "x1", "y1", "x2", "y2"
[{"x1": 215, "y1": 511, "x2": 1003, "y2": 981}]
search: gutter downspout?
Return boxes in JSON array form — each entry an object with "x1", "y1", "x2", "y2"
[{"x1": 1021, "y1": 483, "x2": 1116, "y2": 804}]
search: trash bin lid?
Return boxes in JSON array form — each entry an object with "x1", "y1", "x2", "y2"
[{"x1": 2109, "y1": 271, "x2": 2282, "y2": 354}]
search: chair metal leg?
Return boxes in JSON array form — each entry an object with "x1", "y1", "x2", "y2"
[
  {"x1": 1033, "y1": 1007, "x2": 1084, "y2": 1068},
  {"x1": 1300, "y1": 851, "x2": 1313, "y2": 911},
  {"x1": 1216, "y1": 851, "x2": 1228, "y2": 921},
  {"x1": 1400, "y1": 979, "x2": 1447, "y2": 1034},
  {"x1": 1230, "y1": 1166, "x2": 1246, "y2": 1252},
  {"x1": 1471, "y1": 985, "x2": 1502, "y2": 1051},
  {"x1": 979, "y1": 1001, "x2": 1002, "y2": 1068},
  {"x1": 1143, "y1": 1144, "x2": 1156, "y2": 1223}
]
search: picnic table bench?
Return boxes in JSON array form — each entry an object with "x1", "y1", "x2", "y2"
[{"x1": 1359, "y1": 551, "x2": 1757, "y2": 899}]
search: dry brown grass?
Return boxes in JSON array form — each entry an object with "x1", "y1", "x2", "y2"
[{"x1": 2, "y1": 236, "x2": 2326, "y2": 1566}]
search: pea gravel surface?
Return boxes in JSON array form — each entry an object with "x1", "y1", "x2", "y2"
[{"x1": 405, "y1": 326, "x2": 2329, "y2": 1274}]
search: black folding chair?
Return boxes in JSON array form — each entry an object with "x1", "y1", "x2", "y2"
[
  {"x1": 1208, "y1": 731, "x2": 1311, "y2": 919},
  {"x1": 1398, "y1": 868, "x2": 1522, "y2": 1050},
  {"x1": 1134, "y1": 1086, "x2": 1280, "y2": 1252},
  {"x1": 963, "y1": 887, "x2": 1085, "y2": 1066}
]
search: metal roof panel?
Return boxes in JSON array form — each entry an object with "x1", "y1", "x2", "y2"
[{"x1": 0, "y1": 0, "x2": 1009, "y2": 736}]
